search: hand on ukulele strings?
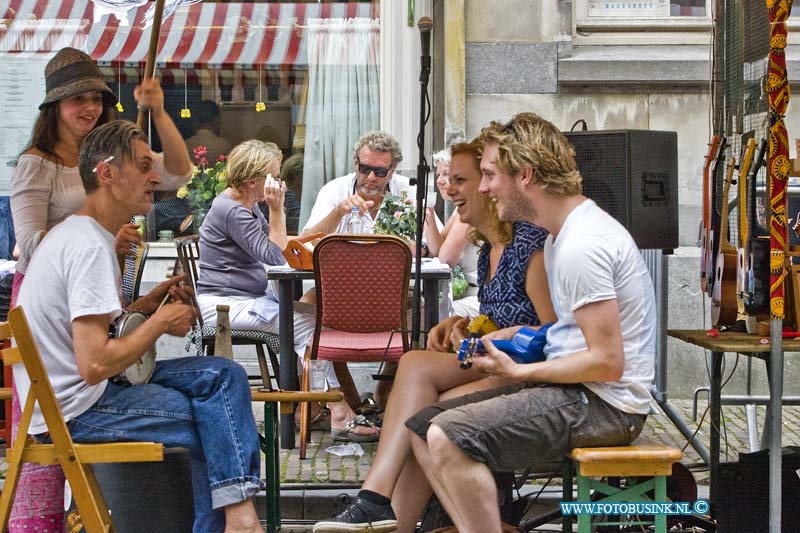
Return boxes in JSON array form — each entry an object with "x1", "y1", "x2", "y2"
[
  {"x1": 470, "y1": 339, "x2": 522, "y2": 382},
  {"x1": 115, "y1": 222, "x2": 142, "y2": 256}
]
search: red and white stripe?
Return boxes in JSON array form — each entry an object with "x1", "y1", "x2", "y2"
[{"x1": 1, "y1": 0, "x2": 378, "y2": 69}]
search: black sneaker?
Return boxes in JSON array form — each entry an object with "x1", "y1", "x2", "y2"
[{"x1": 312, "y1": 496, "x2": 398, "y2": 533}]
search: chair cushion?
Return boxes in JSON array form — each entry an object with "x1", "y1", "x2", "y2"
[{"x1": 316, "y1": 330, "x2": 406, "y2": 362}]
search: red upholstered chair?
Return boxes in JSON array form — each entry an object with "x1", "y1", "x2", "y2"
[{"x1": 299, "y1": 234, "x2": 412, "y2": 458}]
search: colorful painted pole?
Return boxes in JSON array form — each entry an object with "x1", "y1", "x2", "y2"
[{"x1": 766, "y1": 0, "x2": 792, "y2": 320}]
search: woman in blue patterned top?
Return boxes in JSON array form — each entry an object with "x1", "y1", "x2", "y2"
[{"x1": 314, "y1": 140, "x2": 556, "y2": 532}]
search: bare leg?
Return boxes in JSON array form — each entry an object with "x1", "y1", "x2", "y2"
[
  {"x1": 360, "y1": 350, "x2": 487, "y2": 498},
  {"x1": 425, "y1": 424, "x2": 502, "y2": 533},
  {"x1": 388, "y1": 375, "x2": 510, "y2": 529},
  {"x1": 408, "y1": 429, "x2": 470, "y2": 531},
  {"x1": 223, "y1": 499, "x2": 264, "y2": 533}
]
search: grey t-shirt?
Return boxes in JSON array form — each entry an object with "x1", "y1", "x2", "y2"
[{"x1": 198, "y1": 192, "x2": 284, "y2": 297}]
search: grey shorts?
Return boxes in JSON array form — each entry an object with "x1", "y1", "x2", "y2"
[{"x1": 405, "y1": 383, "x2": 646, "y2": 472}]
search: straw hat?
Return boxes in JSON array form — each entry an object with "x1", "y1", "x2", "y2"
[{"x1": 39, "y1": 47, "x2": 117, "y2": 110}]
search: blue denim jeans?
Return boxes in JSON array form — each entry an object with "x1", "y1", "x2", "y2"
[{"x1": 66, "y1": 356, "x2": 264, "y2": 532}]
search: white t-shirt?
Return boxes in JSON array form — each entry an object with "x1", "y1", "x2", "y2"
[
  {"x1": 544, "y1": 199, "x2": 656, "y2": 415},
  {"x1": 13, "y1": 215, "x2": 123, "y2": 434},
  {"x1": 301, "y1": 172, "x2": 414, "y2": 234}
]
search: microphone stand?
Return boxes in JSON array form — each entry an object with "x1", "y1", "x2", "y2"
[{"x1": 411, "y1": 37, "x2": 431, "y2": 349}]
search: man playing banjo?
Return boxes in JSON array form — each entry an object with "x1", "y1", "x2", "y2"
[{"x1": 12, "y1": 120, "x2": 265, "y2": 533}]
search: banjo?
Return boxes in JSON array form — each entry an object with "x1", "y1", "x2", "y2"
[
  {"x1": 111, "y1": 244, "x2": 198, "y2": 385},
  {"x1": 111, "y1": 311, "x2": 156, "y2": 385}
]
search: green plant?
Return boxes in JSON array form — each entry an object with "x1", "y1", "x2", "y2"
[
  {"x1": 452, "y1": 264, "x2": 468, "y2": 299},
  {"x1": 177, "y1": 145, "x2": 228, "y2": 211},
  {"x1": 373, "y1": 190, "x2": 417, "y2": 241}
]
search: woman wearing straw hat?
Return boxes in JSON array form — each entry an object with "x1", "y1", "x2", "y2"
[{"x1": 8, "y1": 47, "x2": 192, "y2": 531}]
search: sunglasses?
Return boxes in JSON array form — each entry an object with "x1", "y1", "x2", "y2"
[{"x1": 356, "y1": 161, "x2": 392, "y2": 178}]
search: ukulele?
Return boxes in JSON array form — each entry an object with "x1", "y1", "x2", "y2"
[
  {"x1": 711, "y1": 157, "x2": 738, "y2": 326},
  {"x1": 736, "y1": 138, "x2": 757, "y2": 324}
]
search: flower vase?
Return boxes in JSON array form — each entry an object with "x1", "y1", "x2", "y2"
[{"x1": 193, "y1": 208, "x2": 208, "y2": 233}]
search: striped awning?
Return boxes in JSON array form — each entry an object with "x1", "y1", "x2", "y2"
[{"x1": 0, "y1": 1, "x2": 378, "y2": 69}]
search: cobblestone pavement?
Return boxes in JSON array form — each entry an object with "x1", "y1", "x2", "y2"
[{"x1": 249, "y1": 399, "x2": 800, "y2": 486}]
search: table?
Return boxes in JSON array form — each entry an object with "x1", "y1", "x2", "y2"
[
  {"x1": 267, "y1": 260, "x2": 452, "y2": 447},
  {"x1": 668, "y1": 329, "x2": 800, "y2": 522}
]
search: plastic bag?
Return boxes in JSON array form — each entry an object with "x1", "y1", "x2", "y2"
[{"x1": 326, "y1": 443, "x2": 365, "y2": 457}]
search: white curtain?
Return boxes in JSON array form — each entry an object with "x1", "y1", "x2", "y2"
[{"x1": 299, "y1": 17, "x2": 380, "y2": 229}]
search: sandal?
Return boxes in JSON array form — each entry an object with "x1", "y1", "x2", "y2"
[
  {"x1": 331, "y1": 414, "x2": 380, "y2": 443},
  {"x1": 296, "y1": 406, "x2": 331, "y2": 431},
  {"x1": 355, "y1": 395, "x2": 381, "y2": 417}
]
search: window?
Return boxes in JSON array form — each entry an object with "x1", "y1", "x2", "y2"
[{"x1": 0, "y1": 0, "x2": 380, "y2": 241}]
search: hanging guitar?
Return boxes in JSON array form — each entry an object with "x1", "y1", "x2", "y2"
[
  {"x1": 744, "y1": 138, "x2": 771, "y2": 323},
  {"x1": 704, "y1": 137, "x2": 728, "y2": 295},
  {"x1": 711, "y1": 157, "x2": 738, "y2": 326},
  {"x1": 700, "y1": 136, "x2": 721, "y2": 293},
  {"x1": 736, "y1": 137, "x2": 757, "y2": 327}
]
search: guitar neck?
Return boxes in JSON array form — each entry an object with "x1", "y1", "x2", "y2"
[{"x1": 719, "y1": 157, "x2": 737, "y2": 253}]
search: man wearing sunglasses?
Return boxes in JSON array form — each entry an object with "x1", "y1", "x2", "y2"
[{"x1": 302, "y1": 130, "x2": 413, "y2": 236}]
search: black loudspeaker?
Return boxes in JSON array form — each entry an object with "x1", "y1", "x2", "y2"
[
  {"x1": 717, "y1": 447, "x2": 800, "y2": 532},
  {"x1": 564, "y1": 130, "x2": 679, "y2": 250}
]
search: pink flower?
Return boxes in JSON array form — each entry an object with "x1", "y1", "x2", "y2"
[
  {"x1": 217, "y1": 154, "x2": 227, "y2": 162},
  {"x1": 393, "y1": 211, "x2": 402, "y2": 219},
  {"x1": 193, "y1": 145, "x2": 208, "y2": 160},
  {"x1": 199, "y1": 157, "x2": 209, "y2": 167}
]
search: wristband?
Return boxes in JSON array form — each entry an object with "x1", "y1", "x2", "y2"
[{"x1": 421, "y1": 243, "x2": 430, "y2": 258}]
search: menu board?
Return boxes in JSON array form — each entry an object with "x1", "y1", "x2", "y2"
[
  {"x1": 588, "y1": 0, "x2": 670, "y2": 17},
  {"x1": 0, "y1": 56, "x2": 47, "y2": 195}
]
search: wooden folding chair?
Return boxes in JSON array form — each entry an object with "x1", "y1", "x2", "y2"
[{"x1": 0, "y1": 306, "x2": 164, "y2": 532}]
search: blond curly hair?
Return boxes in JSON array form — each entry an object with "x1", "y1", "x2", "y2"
[{"x1": 478, "y1": 112, "x2": 582, "y2": 197}]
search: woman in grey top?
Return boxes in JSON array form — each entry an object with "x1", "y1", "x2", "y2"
[{"x1": 196, "y1": 140, "x2": 340, "y2": 402}]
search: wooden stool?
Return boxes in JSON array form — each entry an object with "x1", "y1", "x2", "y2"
[{"x1": 568, "y1": 441, "x2": 682, "y2": 533}]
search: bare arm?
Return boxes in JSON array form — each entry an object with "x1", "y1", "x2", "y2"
[
  {"x1": 473, "y1": 298, "x2": 625, "y2": 384},
  {"x1": 73, "y1": 302, "x2": 195, "y2": 385},
  {"x1": 135, "y1": 78, "x2": 192, "y2": 178},
  {"x1": 302, "y1": 194, "x2": 374, "y2": 235},
  {"x1": 436, "y1": 216, "x2": 471, "y2": 267},
  {"x1": 525, "y1": 250, "x2": 557, "y2": 324},
  {"x1": 424, "y1": 208, "x2": 445, "y2": 255}
]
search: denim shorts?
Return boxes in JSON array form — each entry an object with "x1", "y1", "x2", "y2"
[{"x1": 406, "y1": 383, "x2": 646, "y2": 472}]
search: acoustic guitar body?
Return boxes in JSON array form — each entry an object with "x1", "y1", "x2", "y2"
[{"x1": 712, "y1": 249, "x2": 738, "y2": 326}]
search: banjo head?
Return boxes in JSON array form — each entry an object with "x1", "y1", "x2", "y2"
[{"x1": 114, "y1": 311, "x2": 156, "y2": 385}]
